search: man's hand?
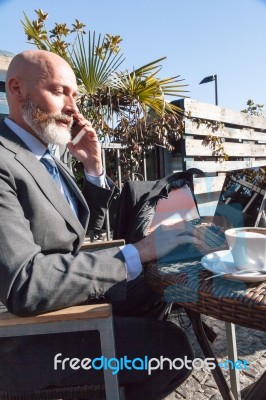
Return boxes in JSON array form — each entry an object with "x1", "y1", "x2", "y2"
[
  {"x1": 134, "y1": 221, "x2": 201, "y2": 263},
  {"x1": 67, "y1": 113, "x2": 103, "y2": 176}
]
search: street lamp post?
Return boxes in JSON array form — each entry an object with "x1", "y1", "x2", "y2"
[{"x1": 199, "y1": 74, "x2": 218, "y2": 106}]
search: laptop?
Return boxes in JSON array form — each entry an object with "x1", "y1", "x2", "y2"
[{"x1": 149, "y1": 166, "x2": 266, "y2": 263}]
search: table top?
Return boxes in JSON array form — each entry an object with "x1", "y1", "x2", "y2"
[{"x1": 145, "y1": 259, "x2": 266, "y2": 331}]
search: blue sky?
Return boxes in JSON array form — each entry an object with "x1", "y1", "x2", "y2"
[{"x1": 0, "y1": 0, "x2": 266, "y2": 112}]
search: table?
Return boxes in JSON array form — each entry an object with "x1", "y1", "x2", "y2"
[{"x1": 145, "y1": 259, "x2": 266, "y2": 400}]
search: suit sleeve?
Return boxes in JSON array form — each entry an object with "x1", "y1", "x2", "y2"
[
  {"x1": 0, "y1": 163, "x2": 127, "y2": 316},
  {"x1": 82, "y1": 176, "x2": 119, "y2": 231}
]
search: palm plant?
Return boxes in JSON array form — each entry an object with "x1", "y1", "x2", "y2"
[{"x1": 22, "y1": 9, "x2": 189, "y2": 179}]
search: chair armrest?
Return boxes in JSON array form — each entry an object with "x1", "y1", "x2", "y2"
[
  {"x1": 81, "y1": 239, "x2": 125, "y2": 252},
  {"x1": 0, "y1": 304, "x2": 112, "y2": 328}
]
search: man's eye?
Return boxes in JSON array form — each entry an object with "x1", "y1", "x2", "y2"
[{"x1": 53, "y1": 90, "x2": 63, "y2": 95}]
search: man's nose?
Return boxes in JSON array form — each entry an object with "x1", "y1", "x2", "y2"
[{"x1": 64, "y1": 97, "x2": 79, "y2": 114}]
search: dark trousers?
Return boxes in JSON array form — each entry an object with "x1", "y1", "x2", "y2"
[{"x1": 0, "y1": 276, "x2": 193, "y2": 399}]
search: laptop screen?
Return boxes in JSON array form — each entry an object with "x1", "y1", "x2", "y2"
[
  {"x1": 148, "y1": 167, "x2": 266, "y2": 234},
  {"x1": 214, "y1": 166, "x2": 266, "y2": 228},
  {"x1": 148, "y1": 184, "x2": 200, "y2": 233}
]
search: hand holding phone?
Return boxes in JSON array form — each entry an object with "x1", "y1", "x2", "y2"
[
  {"x1": 71, "y1": 125, "x2": 87, "y2": 145},
  {"x1": 71, "y1": 116, "x2": 89, "y2": 145},
  {"x1": 68, "y1": 114, "x2": 103, "y2": 176}
]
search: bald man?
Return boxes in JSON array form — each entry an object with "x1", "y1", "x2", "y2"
[{"x1": 0, "y1": 50, "x2": 196, "y2": 399}]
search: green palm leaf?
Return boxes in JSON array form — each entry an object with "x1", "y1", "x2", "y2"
[
  {"x1": 70, "y1": 32, "x2": 125, "y2": 94},
  {"x1": 111, "y1": 59, "x2": 188, "y2": 117},
  {"x1": 21, "y1": 9, "x2": 187, "y2": 165}
]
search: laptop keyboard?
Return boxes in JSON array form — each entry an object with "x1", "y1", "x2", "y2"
[{"x1": 194, "y1": 223, "x2": 227, "y2": 252}]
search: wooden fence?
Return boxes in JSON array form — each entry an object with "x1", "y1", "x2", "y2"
[
  {"x1": 174, "y1": 98, "x2": 266, "y2": 215},
  {"x1": 0, "y1": 51, "x2": 14, "y2": 119}
]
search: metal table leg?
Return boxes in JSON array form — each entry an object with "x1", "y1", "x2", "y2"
[
  {"x1": 225, "y1": 322, "x2": 241, "y2": 400},
  {"x1": 185, "y1": 309, "x2": 235, "y2": 400}
]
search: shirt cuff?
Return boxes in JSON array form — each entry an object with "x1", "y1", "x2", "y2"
[
  {"x1": 84, "y1": 170, "x2": 107, "y2": 188},
  {"x1": 120, "y1": 244, "x2": 142, "y2": 281}
]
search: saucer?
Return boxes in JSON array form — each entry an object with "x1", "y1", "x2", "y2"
[{"x1": 201, "y1": 250, "x2": 266, "y2": 282}]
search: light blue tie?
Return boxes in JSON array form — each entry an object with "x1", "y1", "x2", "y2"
[
  {"x1": 40, "y1": 150, "x2": 79, "y2": 217},
  {"x1": 40, "y1": 150, "x2": 63, "y2": 191}
]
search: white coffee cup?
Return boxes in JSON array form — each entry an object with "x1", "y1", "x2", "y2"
[{"x1": 225, "y1": 227, "x2": 266, "y2": 271}]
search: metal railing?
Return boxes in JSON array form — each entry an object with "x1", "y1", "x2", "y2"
[
  {"x1": 101, "y1": 143, "x2": 147, "y2": 189},
  {"x1": 98, "y1": 143, "x2": 148, "y2": 241}
]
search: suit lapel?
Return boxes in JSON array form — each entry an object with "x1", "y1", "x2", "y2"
[
  {"x1": 0, "y1": 122, "x2": 89, "y2": 242},
  {"x1": 55, "y1": 157, "x2": 90, "y2": 229}
]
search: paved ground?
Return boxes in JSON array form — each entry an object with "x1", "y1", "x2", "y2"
[{"x1": 165, "y1": 309, "x2": 266, "y2": 400}]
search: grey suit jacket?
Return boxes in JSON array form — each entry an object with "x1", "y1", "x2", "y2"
[{"x1": 0, "y1": 120, "x2": 127, "y2": 316}]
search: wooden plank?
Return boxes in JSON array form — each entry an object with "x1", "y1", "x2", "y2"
[
  {"x1": 184, "y1": 138, "x2": 266, "y2": 157},
  {"x1": 194, "y1": 176, "x2": 225, "y2": 195},
  {"x1": 81, "y1": 239, "x2": 125, "y2": 251},
  {"x1": 0, "y1": 94, "x2": 7, "y2": 102},
  {"x1": 179, "y1": 159, "x2": 266, "y2": 173},
  {"x1": 0, "y1": 52, "x2": 14, "y2": 70},
  {"x1": 197, "y1": 201, "x2": 219, "y2": 216},
  {"x1": 194, "y1": 177, "x2": 225, "y2": 216},
  {"x1": 0, "y1": 95, "x2": 8, "y2": 114},
  {"x1": 0, "y1": 304, "x2": 112, "y2": 327},
  {"x1": 183, "y1": 98, "x2": 266, "y2": 130},
  {"x1": 185, "y1": 160, "x2": 264, "y2": 172},
  {"x1": 197, "y1": 199, "x2": 218, "y2": 208},
  {"x1": 0, "y1": 69, "x2": 7, "y2": 83},
  {"x1": 184, "y1": 119, "x2": 266, "y2": 142},
  {"x1": 187, "y1": 160, "x2": 266, "y2": 172},
  {"x1": 250, "y1": 160, "x2": 266, "y2": 167}
]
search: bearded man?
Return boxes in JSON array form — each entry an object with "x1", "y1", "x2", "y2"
[{"x1": 0, "y1": 50, "x2": 198, "y2": 399}]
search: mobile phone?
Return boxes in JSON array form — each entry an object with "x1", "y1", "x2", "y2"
[{"x1": 71, "y1": 123, "x2": 87, "y2": 145}]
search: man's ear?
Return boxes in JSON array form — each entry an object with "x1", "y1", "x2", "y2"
[{"x1": 7, "y1": 78, "x2": 24, "y2": 101}]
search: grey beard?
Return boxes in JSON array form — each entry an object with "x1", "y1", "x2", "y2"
[{"x1": 22, "y1": 99, "x2": 72, "y2": 146}]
